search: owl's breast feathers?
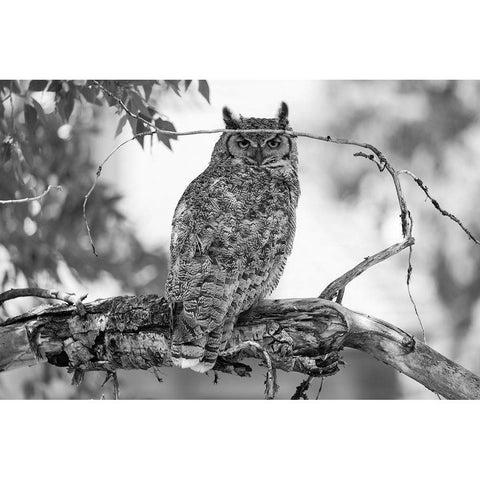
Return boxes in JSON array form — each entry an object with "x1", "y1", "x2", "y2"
[
  {"x1": 171, "y1": 166, "x2": 297, "y2": 266},
  {"x1": 165, "y1": 164, "x2": 299, "y2": 343}
]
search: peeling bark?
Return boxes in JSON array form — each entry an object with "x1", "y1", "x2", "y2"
[{"x1": 1, "y1": 294, "x2": 479, "y2": 399}]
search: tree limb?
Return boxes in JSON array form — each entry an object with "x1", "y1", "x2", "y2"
[
  {"x1": 319, "y1": 237, "x2": 415, "y2": 300},
  {"x1": 1, "y1": 294, "x2": 478, "y2": 399},
  {"x1": 0, "y1": 288, "x2": 87, "y2": 317}
]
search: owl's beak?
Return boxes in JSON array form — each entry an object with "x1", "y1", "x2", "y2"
[{"x1": 255, "y1": 147, "x2": 264, "y2": 167}]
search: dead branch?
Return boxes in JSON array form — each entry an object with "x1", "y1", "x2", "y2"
[
  {"x1": 1, "y1": 294, "x2": 479, "y2": 399},
  {"x1": 0, "y1": 288, "x2": 87, "y2": 320},
  {"x1": 399, "y1": 169, "x2": 480, "y2": 244},
  {"x1": 319, "y1": 237, "x2": 415, "y2": 300}
]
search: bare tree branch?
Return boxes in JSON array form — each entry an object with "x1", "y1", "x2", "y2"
[
  {"x1": 399, "y1": 169, "x2": 480, "y2": 245},
  {"x1": 0, "y1": 185, "x2": 62, "y2": 205},
  {"x1": 1, "y1": 294, "x2": 479, "y2": 399},
  {"x1": 320, "y1": 237, "x2": 415, "y2": 300},
  {"x1": 0, "y1": 288, "x2": 87, "y2": 321}
]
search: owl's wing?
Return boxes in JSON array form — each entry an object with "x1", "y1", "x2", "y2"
[{"x1": 165, "y1": 186, "x2": 242, "y2": 366}]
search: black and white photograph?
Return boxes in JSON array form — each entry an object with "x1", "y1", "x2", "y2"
[
  {"x1": 1, "y1": 2, "x2": 479, "y2": 478},
  {"x1": 1, "y1": 79, "x2": 479, "y2": 400}
]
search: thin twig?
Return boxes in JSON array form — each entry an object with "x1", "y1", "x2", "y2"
[
  {"x1": 1, "y1": 92, "x2": 12, "y2": 104},
  {"x1": 9, "y1": 80, "x2": 15, "y2": 133},
  {"x1": 291, "y1": 375, "x2": 313, "y2": 400},
  {"x1": 315, "y1": 377, "x2": 325, "y2": 400},
  {"x1": 102, "y1": 371, "x2": 120, "y2": 400},
  {"x1": 0, "y1": 288, "x2": 87, "y2": 326},
  {"x1": 407, "y1": 245, "x2": 426, "y2": 344},
  {"x1": 82, "y1": 133, "x2": 152, "y2": 256},
  {"x1": 399, "y1": 169, "x2": 480, "y2": 244},
  {"x1": 71, "y1": 369, "x2": 85, "y2": 386},
  {"x1": 221, "y1": 340, "x2": 277, "y2": 399},
  {"x1": 152, "y1": 367, "x2": 163, "y2": 383},
  {"x1": 335, "y1": 288, "x2": 345, "y2": 305},
  {"x1": 112, "y1": 371, "x2": 120, "y2": 400},
  {"x1": 0, "y1": 185, "x2": 62, "y2": 205}
]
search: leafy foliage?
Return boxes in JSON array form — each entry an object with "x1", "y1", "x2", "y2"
[{"x1": 0, "y1": 79, "x2": 209, "y2": 297}]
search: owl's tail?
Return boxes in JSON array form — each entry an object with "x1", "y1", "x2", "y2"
[{"x1": 170, "y1": 338, "x2": 206, "y2": 369}]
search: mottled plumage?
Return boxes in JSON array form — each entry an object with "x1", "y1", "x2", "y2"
[{"x1": 165, "y1": 103, "x2": 300, "y2": 372}]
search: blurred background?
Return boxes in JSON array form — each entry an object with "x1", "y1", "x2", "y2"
[{"x1": 1, "y1": 80, "x2": 479, "y2": 399}]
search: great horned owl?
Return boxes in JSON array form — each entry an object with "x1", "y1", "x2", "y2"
[{"x1": 165, "y1": 102, "x2": 300, "y2": 372}]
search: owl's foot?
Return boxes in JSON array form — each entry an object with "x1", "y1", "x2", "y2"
[
  {"x1": 220, "y1": 340, "x2": 278, "y2": 399},
  {"x1": 293, "y1": 351, "x2": 342, "y2": 377}
]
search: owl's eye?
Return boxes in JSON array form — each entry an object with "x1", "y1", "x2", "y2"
[
  {"x1": 237, "y1": 139, "x2": 250, "y2": 149},
  {"x1": 267, "y1": 138, "x2": 281, "y2": 148}
]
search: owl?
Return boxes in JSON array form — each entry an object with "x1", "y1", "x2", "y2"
[{"x1": 165, "y1": 102, "x2": 300, "y2": 372}]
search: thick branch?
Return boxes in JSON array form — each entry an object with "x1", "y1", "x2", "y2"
[{"x1": 0, "y1": 294, "x2": 478, "y2": 399}]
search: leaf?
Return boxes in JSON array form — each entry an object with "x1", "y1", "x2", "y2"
[
  {"x1": 9, "y1": 81, "x2": 21, "y2": 94},
  {"x1": 155, "y1": 118, "x2": 177, "y2": 150},
  {"x1": 129, "y1": 91, "x2": 151, "y2": 118},
  {"x1": 135, "y1": 118, "x2": 148, "y2": 148},
  {"x1": 28, "y1": 80, "x2": 49, "y2": 91},
  {"x1": 58, "y1": 88, "x2": 76, "y2": 122},
  {"x1": 47, "y1": 81, "x2": 62, "y2": 92},
  {"x1": 65, "y1": 89, "x2": 76, "y2": 121},
  {"x1": 127, "y1": 115, "x2": 137, "y2": 136},
  {"x1": 80, "y1": 84, "x2": 99, "y2": 104},
  {"x1": 198, "y1": 80, "x2": 210, "y2": 103},
  {"x1": 115, "y1": 115, "x2": 128, "y2": 138},
  {"x1": 21, "y1": 143, "x2": 34, "y2": 168},
  {"x1": 147, "y1": 106, "x2": 158, "y2": 118},
  {"x1": 104, "y1": 92, "x2": 117, "y2": 107},
  {"x1": 143, "y1": 82, "x2": 153, "y2": 101},
  {"x1": 24, "y1": 103, "x2": 38, "y2": 133},
  {"x1": 30, "y1": 97, "x2": 47, "y2": 124},
  {"x1": 165, "y1": 80, "x2": 181, "y2": 96}
]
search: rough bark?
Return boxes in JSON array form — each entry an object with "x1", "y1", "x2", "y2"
[{"x1": 1, "y1": 294, "x2": 479, "y2": 399}]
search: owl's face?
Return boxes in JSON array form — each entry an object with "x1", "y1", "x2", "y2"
[
  {"x1": 222, "y1": 102, "x2": 296, "y2": 174},
  {"x1": 226, "y1": 132, "x2": 292, "y2": 170}
]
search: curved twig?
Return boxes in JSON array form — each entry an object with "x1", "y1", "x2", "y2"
[
  {"x1": 0, "y1": 185, "x2": 62, "y2": 205},
  {"x1": 81, "y1": 132, "x2": 152, "y2": 256}
]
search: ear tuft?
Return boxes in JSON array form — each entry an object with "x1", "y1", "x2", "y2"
[
  {"x1": 277, "y1": 102, "x2": 289, "y2": 129},
  {"x1": 223, "y1": 106, "x2": 240, "y2": 129}
]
